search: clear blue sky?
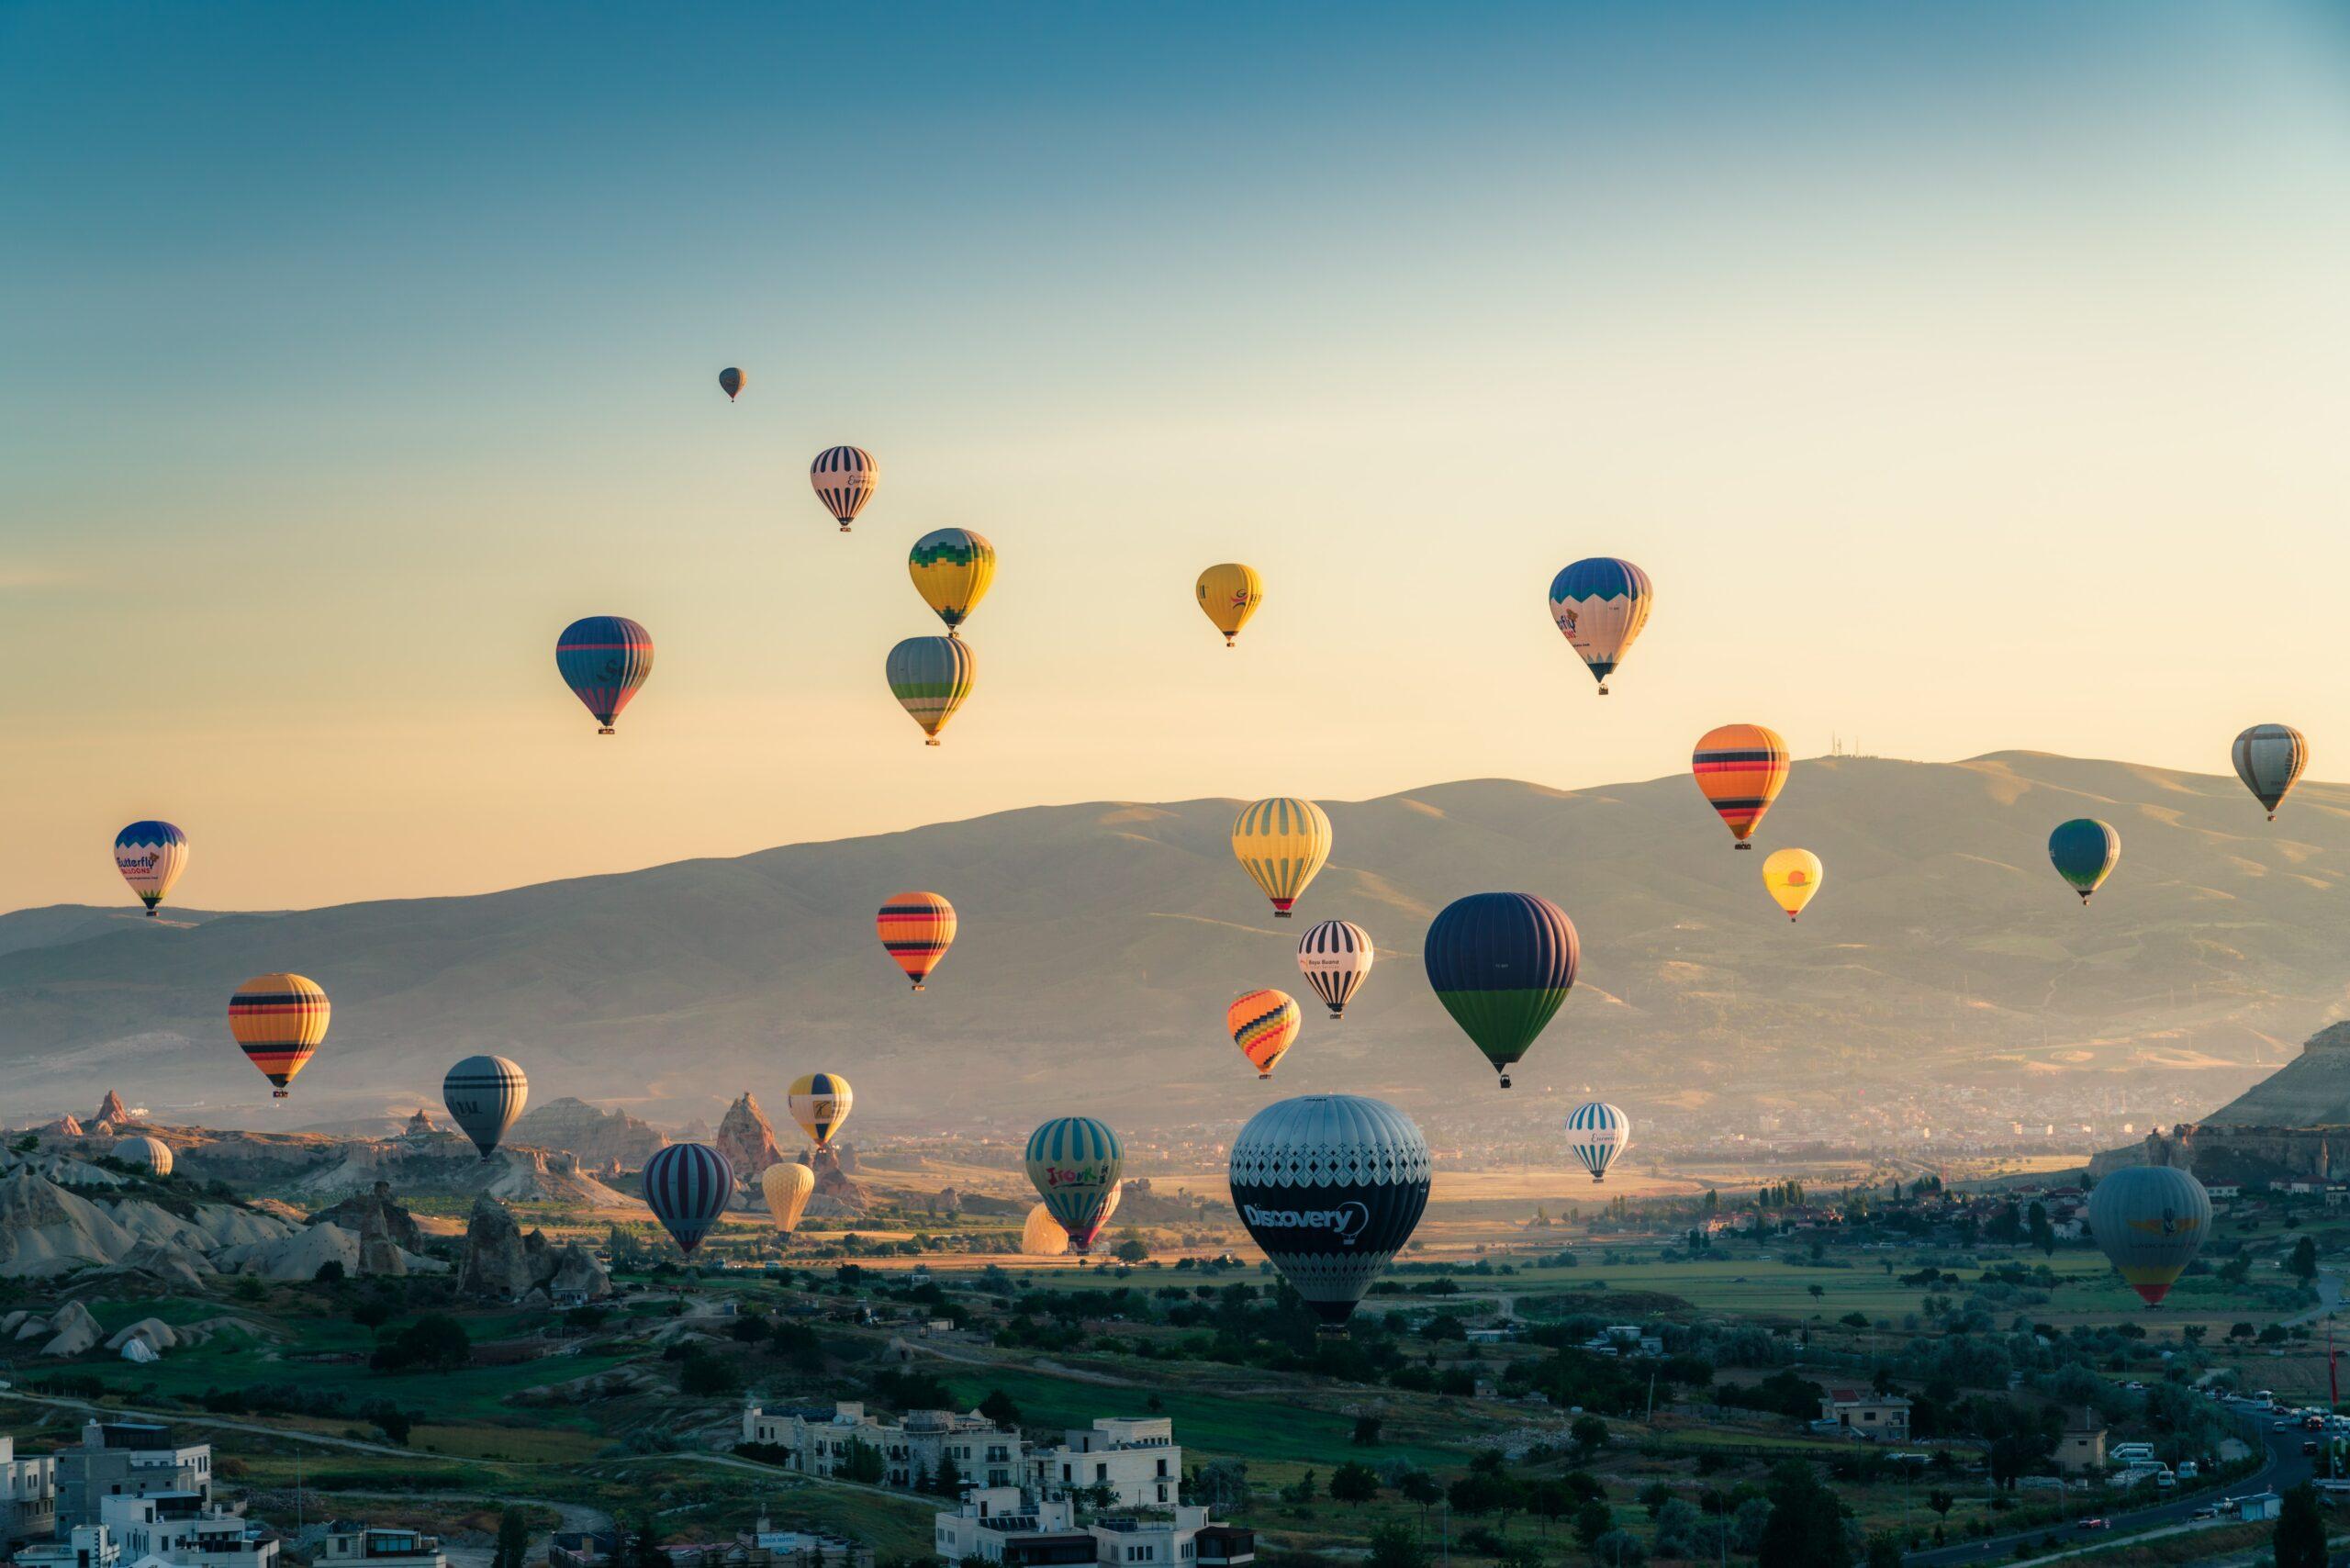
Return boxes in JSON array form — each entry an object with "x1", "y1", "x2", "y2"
[{"x1": 4, "y1": 2, "x2": 2347, "y2": 911}]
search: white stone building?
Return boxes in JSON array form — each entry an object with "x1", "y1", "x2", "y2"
[
  {"x1": 934, "y1": 1487, "x2": 1252, "y2": 1568},
  {"x1": 55, "y1": 1424, "x2": 211, "y2": 1529},
  {"x1": 4, "y1": 1433, "x2": 60, "y2": 1547},
  {"x1": 319, "y1": 1523, "x2": 447, "y2": 1568},
  {"x1": 741, "y1": 1404, "x2": 1023, "y2": 1491},
  {"x1": 16, "y1": 1523, "x2": 122, "y2": 1568},
  {"x1": 99, "y1": 1492, "x2": 275, "y2": 1568},
  {"x1": 1028, "y1": 1420, "x2": 1182, "y2": 1508}
]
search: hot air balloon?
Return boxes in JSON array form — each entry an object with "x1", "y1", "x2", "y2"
[
  {"x1": 1024, "y1": 1116, "x2": 1122, "y2": 1256},
  {"x1": 1231, "y1": 797, "x2": 1332, "y2": 919},
  {"x1": 1547, "y1": 558, "x2": 1653, "y2": 695},
  {"x1": 719, "y1": 367, "x2": 744, "y2": 401},
  {"x1": 876, "y1": 891, "x2": 957, "y2": 990},
  {"x1": 114, "y1": 821, "x2": 189, "y2": 917},
  {"x1": 787, "y1": 1073, "x2": 853, "y2": 1149},
  {"x1": 811, "y1": 446, "x2": 878, "y2": 532},
  {"x1": 908, "y1": 529, "x2": 996, "y2": 636},
  {"x1": 1227, "y1": 989, "x2": 1302, "y2": 1079},
  {"x1": 555, "y1": 616, "x2": 654, "y2": 735},
  {"x1": 228, "y1": 973, "x2": 330, "y2": 1099},
  {"x1": 1762, "y1": 848, "x2": 1823, "y2": 923},
  {"x1": 643, "y1": 1142, "x2": 733, "y2": 1256},
  {"x1": 2087, "y1": 1165, "x2": 2210, "y2": 1306},
  {"x1": 1565, "y1": 1102, "x2": 1630, "y2": 1183},
  {"x1": 1195, "y1": 563, "x2": 1263, "y2": 647},
  {"x1": 1423, "y1": 892, "x2": 1578, "y2": 1089},
  {"x1": 2049, "y1": 819, "x2": 2121, "y2": 903},
  {"x1": 1228, "y1": 1093, "x2": 1429, "y2": 1329},
  {"x1": 1021, "y1": 1204, "x2": 1070, "y2": 1257},
  {"x1": 1295, "y1": 919, "x2": 1374, "y2": 1018},
  {"x1": 1692, "y1": 724, "x2": 1789, "y2": 848},
  {"x1": 762, "y1": 1162, "x2": 815, "y2": 1235},
  {"x1": 2232, "y1": 723, "x2": 2309, "y2": 822},
  {"x1": 442, "y1": 1055, "x2": 528, "y2": 1160},
  {"x1": 113, "y1": 1137, "x2": 172, "y2": 1177},
  {"x1": 887, "y1": 636, "x2": 976, "y2": 745}
]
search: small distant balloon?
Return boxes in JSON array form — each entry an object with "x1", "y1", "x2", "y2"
[
  {"x1": 762, "y1": 1162, "x2": 815, "y2": 1234},
  {"x1": 1547, "y1": 558, "x2": 1653, "y2": 695},
  {"x1": 1231, "y1": 797, "x2": 1332, "y2": 918},
  {"x1": 2087, "y1": 1164, "x2": 2210, "y2": 1306},
  {"x1": 908, "y1": 529, "x2": 996, "y2": 636},
  {"x1": 228, "y1": 973, "x2": 330, "y2": 1099},
  {"x1": 1692, "y1": 724, "x2": 1789, "y2": 848},
  {"x1": 2232, "y1": 723, "x2": 2308, "y2": 823},
  {"x1": 1226, "y1": 989, "x2": 1302, "y2": 1079},
  {"x1": 1295, "y1": 919, "x2": 1374, "y2": 1018},
  {"x1": 788, "y1": 1073, "x2": 854, "y2": 1149},
  {"x1": 811, "y1": 446, "x2": 878, "y2": 532},
  {"x1": 1565, "y1": 1101, "x2": 1630, "y2": 1183},
  {"x1": 643, "y1": 1142, "x2": 733, "y2": 1255},
  {"x1": 719, "y1": 367, "x2": 744, "y2": 401},
  {"x1": 1196, "y1": 563, "x2": 1263, "y2": 647},
  {"x1": 1762, "y1": 848, "x2": 1823, "y2": 922},
  {"x1": 887, "y1": 636, "x2": 977, "y2": 745},
  {"x1": 442, "y1": 1055, "x2": 528, "y2": 1161},
  {"x1": 555, "y1": 616, "x2": 654, "y2": 735},
  {"x1": 1024, "y1": 1115, "x2": 1122, "y2": 1256},
  {"x1": 2049, "y1": 819, "x2": 2121, "y2": 903},
  {"x1": 876, "y1": 891, "x2": 957, "y2": 991},
  {"x1": 114, "y1": 821, "x2": 189, "y2": 916}
]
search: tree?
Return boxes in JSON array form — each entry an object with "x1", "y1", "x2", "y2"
[
  {"x1": 2276, "y1": 1483, "x2": 2326, "y2": 1568},
  {"x1": 1807, "y1": 1284, "x2": 1825, "y2": 1305},
  {"x1": 1330, "y1": 1462, "x2": 1382, "y2": 1504},
  {"x1": 842, "y1": 1438, "x2": 887, "y2": 1484},
  {"x1": 2182, "y1": 1325, "x2": 2208, "y2": 1345},
  {"x1": 1574, "y1": 1500, "x2": 1616, "y2": 1550},
  {"x1": 934, "y1": 1451, "x2": 964, "y2": 1498},
  {"x1": 1572, "y1": 1414, "x2": 1610, "y2": 1455},
  {"x1": 1927, "y1": 1492, "x2": 1954, "y2": 1523},
  {"x1": 314, "y1": 1260, "x2": 346, "y2": 1283},
  {"x1": 679, "y1": 1350, "x2": 739, "y2": 1395},
  {"x1": 1367, "y1": 1522, "x2": 1427, "y2": 1568},
  {"x1": 2290, "y1": 1236, "x2": 2319, "y2": 1285},
  {"x1": 979, "y1": 1389, "x2": 1023, "y2": 1427},
  {"x1": 1652, "y1": 1498, "x2": 1704, "y2": 1558},
  {"x1": 1864, "y1": 1534, "x2": 1902, "y2": 1568},
  {"x1": 1113, "y1": 1231, "x2": 1150, "y2": 1264},
  {"x1": 1757, "y1": 1463, "x2": 1851, "y2": 1568},
  {"x1": 352, "y1": 1299, "x2": 392, "y2": 1330},
  {"x1": 1398, "y1": 1469, "x2": 1444, "y2": 1525},
  {"x1": 491, "y1": 1507, "x2": 531, "y2": 1568},
  {"x1": 2027, "y1": 1202, "x2": 2054, "y2": 1256},
  {"x1": 1352, "y1": 1414, "x2": 1383, "y2": 1446},
  {"x1": 371, "y1": 1314, "x2": 470, "y2": 1372},
  {"x1": 630, "y1": 1513, "x2": 666, "y2": 1568},
  {"x1": 1283, "y1": 1470, "x2": 1318, "y2": 1507}
]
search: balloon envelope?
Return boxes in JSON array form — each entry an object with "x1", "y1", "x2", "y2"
[
  {"x1": 2049, "y1": 819, "x2": 2121, "y2": 902},
  {"x1": 1195, "y1": 563, "x2": 1264, "y2": 646},
  {"x1": 1692, "y1": 724, "x2": 1789, "y2": 847},
  {"x1": 909, "y1": 528, "x2": 996, "y2": 634},
  {"x1": 788, "y1": 1073, "x2": 854, "y2": 1149},
  {"x1": 1565, "y1": 1102, "x2": 1630, "y2": 1183},
  {"x1": 1231, "y1": 797, "x2": 1332, "y2": 918},
  {"x1": 1548, "y1": 558, "x2": 1652, "y2": 694},
  {"x1": 643, "y1": 1142, "x2": 733, "y2": 1255},
  {"x1": 811, "y1": 446, "x2": 878, "y2": 532},
  {"x1": 1296, "y1": 919, "x2": 1374, "y2": 1018},
  {"x1": 1762, "y1": 848, "x2": 1824, "y2": 922},
  {"x1": 1423, "y1": 892, "x2": 1579, "y2": 1087},
  {"x1": 887, "y1": 636, "x2": 977, "y2": 745},
  {"x1": 1227, "y1": 989, "x2": 1302, "y2": 1079},
  {"x1": 113, "y1": 821, "x2": 189, "y2": 915},
  {"x1": 1024, "y1": 1116, "x2": 1122, "y2": 1255},
  {"x1": 1229, "y1": 1093, "x2": 1430, "y2": 1327},
  {"x1": 1021, "y1": 1204, "x2": 1071, "y2": 1257},
  {"x1": 2232, "y1": 723, "x2": 2308, "y2": 822},
  {"x1": 2087, "y1": 1165, "x2": 2210, "y2": 1305},
  {"x1": 228, "y1": 973, "x2": 330, "y2": 1098},
  {"x1": 762, "y1": 1162, "x2": 815, "y2": 1234},
  {"x1": 113, "y1": 1136, "x2": 173, "y2": 1177},
  {"x1": 719, "y1": 367, "x2": 744, "y2": 400},
  {"x1": 555, "y1": 616, "x2": 655, "y2": 734},
  {"x1": 877, "y1": 891, "x2": 957, "y2": 990},
  {"x1": 442, "y1": 1055, "x2": 528, "y2": 1160}
]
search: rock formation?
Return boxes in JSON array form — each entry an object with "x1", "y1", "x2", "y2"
[
  {"x1": 456, "y1": 1194, "x2": 610, "y2": 1303},
  {"x1": 309, "y1": 1181, "x2": 424, "y2": 1257},
  {"x1": 90, "y1": 1092, "x2": 130, "y2": 1128},
  {"x1": 804, "y1": 1147, "x2": 871, "y2": 1216},
  {"x1": 507, "y1": 1096, "x2": 669, "y2": 1170},
  {"x1": 2091, "y1": 1023, "x2": 2350, "y2": 1180},
  {"x1": 39, "y1": 1300, "x2": 102, "y2": 1356},
  {"x1": 716, "y1": 1092, "x2": 786, "y2": 1180}
]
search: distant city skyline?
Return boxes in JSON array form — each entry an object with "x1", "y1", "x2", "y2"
[{"x1": 6, "y1": 2, "x2": 2348, "y2": 913}]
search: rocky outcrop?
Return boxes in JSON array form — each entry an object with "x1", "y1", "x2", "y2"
[
  {"x1": 805, "y1": 1147, "x2": 871, "y2": 1216},
  {"x1": 40, "y1": 1300, "x2": 103, "y2": 1356},
  {"x1": 2091, "y1": 1023, "x2": 2350, "y2": 1179},
  {"x1": 716, "y1": 1092, "x2": 785, "y2": 1181},
  {"x1": 456, "y1": 1195, "x2": 610, "y2": 1302},
  {"x1": 508, "y1": 1097, "x2": 668, "y2": 1170},
  {"x1": 91, "y1": 1092, "x2": 130, "y2": 1127},
  {"x1": 310, "y1": 1182, "x2": 424, "y2": 1254}
]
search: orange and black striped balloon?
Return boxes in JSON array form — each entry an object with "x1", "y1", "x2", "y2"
[
  {"x1": 876, "y1": 891, "x2": 957, "y2": 991},
  {"x1": 228, "y1": 973, "x2": 330, "y2": 1097},
  {"x1": 1691, "y1": 723, "x2": 1789, "y2": 848}
]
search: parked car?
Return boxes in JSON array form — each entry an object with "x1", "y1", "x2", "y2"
[
  {"x1": 2076, "y1": 1518, "x2": 2109, "y2": 1531},
  {"x1": 2191, "y1": 1507, "x2": 2220, "y2": 1521}
]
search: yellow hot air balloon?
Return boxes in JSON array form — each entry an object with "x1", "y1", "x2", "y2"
[
  {"x1": 908, "y1": 529, "x2": 996, "y2": 636},
  {"x1": 1762, "y1": 848, "x2": 1823, "y2": 922},
  {"x1": 761, "y1": 1162, "x2": 815, "y2": 1234},
  {"x1": 1021, "y1": 1204, "x2": 1070, "y2": 1257},
  {"x1": 1231, "y1": 797, "x2": 1332, "y2": 918},
  {"x1": 787, "y1": 1073, "x2": 853, "y2": 1149},
  {"x1": 1196, "y1": 563, "x2": 1263, "y2": 647}
]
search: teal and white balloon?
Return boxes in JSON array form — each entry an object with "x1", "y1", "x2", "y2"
[{"x1": 1565, "y1": 1101, "x2": 1629, "y2": 1183}]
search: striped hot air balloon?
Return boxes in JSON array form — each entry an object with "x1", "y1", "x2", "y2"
[
  {"x1": 811, "y1": 446, "x2": 878, "y2": 532},
  {"x1": 719, "y1": 367, "x2": 744, "y2": 401},
  {"x1": 787, "y1": 1072, "x2": 853, "y2": 1149},
  {"x1": 1762, "y1": 848, "x2": 1824, "y2": 922},
  {"x1": 442, "y1": 1055, "x2": 529, "y2": 1160},
  {"x1": 1021, "y1": 1204, "x2": 1071, "y2": 1257},
  {"x1": 887, "y1": 636, "x2": 977, "y2": 745},
  {"x1": 113, "y1": 1136, "x2": 173, "y2": 1177},
  {"x1": 1691, "y1": 724, "x2": 1789, "y2": 848},
  {"x1": 1024, "y1": 1116, "x2": 1122, "y2": 1255},
  {"x1": 2049, "y1": 819, "x2": 2121, "y2": 903},
  {"x1": 555, "y1": 616, "x2": 654, "y2": 734},
  {"x1": 1565, "y1": 1101, "x2": 1630, "y2": 1183},
  {"x1": 761, "y1": 1162, "x2": 815, "y2": 1234},
  {"x1": 1547, "y1": 558, "x2": 1653, "y2": 695},
  {"x1": 113, "y1": 821, "x2": 189, "y2": 916},
  {"x1": 2087, "y1": 1164, "x2": 2210, "y2": 1306},
  {"x1": 2232, "y1": 723, "x2": 2309, "y2": 822},
  {"x1": 1423, "y1": 892, "x2": 1578, "y2": 1089},
  {"x1": 1231, "y1": 797, "x2": 1332, "y2": 918},
  {"x1": 643, "y1": 1142, "x2": 733, "y2": 1255},
  {"x1": 228, "y1": 973, "x2": 330, "y2": 1099},
  {"x1": 1295, "y1": 919, "x2": 1374, "y2": 1018},
  {"x1": 1196, "y1": 564, "x2": 1264, "y2": 647},
  {"x1": 1226, "y1": 989, "x2": 1302, "y2": 1079},
  {"x1": 908, "y1": 528, "x2": 996, "y2": 635},
  {"x1": 876, "y1": 891, "x2": 957, "y2": 990},
  {"x1": 1229, "y1": 1093, "x2": 1430, "y2": 1328}
]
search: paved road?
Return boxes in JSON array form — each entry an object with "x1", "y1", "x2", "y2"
[
  {"x1": 1906, "y1": 1411, "x2": 2314, "y2": 1567},
  {"x1": 2286, "y1": 1266, "x2": 2345, "y2": 1327}
]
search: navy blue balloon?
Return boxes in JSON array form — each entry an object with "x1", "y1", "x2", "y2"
[
  {"x1": 1422, "y1": 891, "x2": 1579, "y2": 1088},
  {"x1": 643, "y1": 1142, "x2": 733, "y2": 1255}
]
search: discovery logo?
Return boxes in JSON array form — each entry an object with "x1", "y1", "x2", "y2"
[{"x1": 1240, "y1": 1199, "x2": 1371, "y2": 1246}]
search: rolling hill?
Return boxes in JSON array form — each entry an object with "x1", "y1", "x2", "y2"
[{"x1": 2, "y1": 752, "x2": 2345, "y2": 1137}]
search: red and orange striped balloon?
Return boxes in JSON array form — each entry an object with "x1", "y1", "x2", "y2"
[
  {"x1": 876, "y1": 891, "x2": 957, "y2": 991},
  {"x1": 1691, "y1": 724, "x2": 1789, "y2": 849},
  {"x1": 1226, "y1": 988, "x2": 1302, "y2": 1079},
  {"x1": 228, "y1": 973, "x2": 330, "y2": 1098}
]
